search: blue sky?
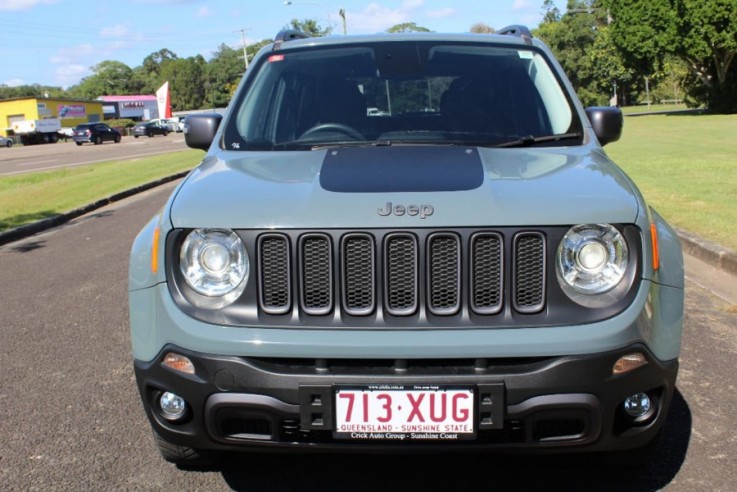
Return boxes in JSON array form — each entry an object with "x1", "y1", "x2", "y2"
[{"x1": 0, "y1": 0, "x2": 566, "y2": 89}]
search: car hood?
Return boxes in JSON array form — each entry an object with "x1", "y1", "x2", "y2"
[{"x1": 169, "y1": 145, "x2": 642, "y2": 229}]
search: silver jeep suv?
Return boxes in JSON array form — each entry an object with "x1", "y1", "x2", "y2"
[{"x1": 129, "y1": 26, "x2": 684, "y2": 466}]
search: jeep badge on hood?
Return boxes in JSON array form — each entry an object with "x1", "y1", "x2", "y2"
[{"x1": 377, "y1": 202, "x2": 434, "y2": 219}]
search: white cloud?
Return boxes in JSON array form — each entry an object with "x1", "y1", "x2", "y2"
[
  {"x1": 346, "y1": 1, "x2": 425, "y2": 33},
  {"x1": 426, "y1": 7, "x2": 456, "y2": 19},
  {"x1": 55, "y1": 64, "x2": 89, "y2": 88},
  {"x1": 0, "y1": 0, "x2": 58, "y2": 11},
  {"x1": 197, "y1": 6, "x2": 213, "y2": 17},
  {"x1": 4, "y1": 78, "x2": 24, "y2": 87},
  {"x1": 513, "y1": 0, "x2": 533, "y2": 10}
]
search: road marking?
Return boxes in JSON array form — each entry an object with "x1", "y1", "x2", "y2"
[{"x1": 18, "y1": 159, "x2": 58, "y2": 167}]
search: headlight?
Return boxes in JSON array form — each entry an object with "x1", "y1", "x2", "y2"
[
  {"x1": 179, "y1": 229, "x2": 249, "y2": 304},
  {"x1": 556, "y1": 224, "x2": 628, "y2": 294}
]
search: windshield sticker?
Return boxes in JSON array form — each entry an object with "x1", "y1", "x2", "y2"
[{"x1": 518, "y1": 51, "x2": 534, "y2": 59}]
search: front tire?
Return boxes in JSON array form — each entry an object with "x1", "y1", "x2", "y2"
[
  {"x1": 152, "y1": 430, "x2": 216, "y2": 467},
  {"x1": 94, "y1": 136, "x2": 102, "y2": 145}
]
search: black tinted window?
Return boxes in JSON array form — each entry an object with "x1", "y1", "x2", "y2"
[{"x1": 226, "y1": 41, "x2": 580, "y2": 150}]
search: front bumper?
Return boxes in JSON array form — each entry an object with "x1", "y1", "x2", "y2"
[{"x1": 135, "y1": 344, "x2": 677, "y2": 453}]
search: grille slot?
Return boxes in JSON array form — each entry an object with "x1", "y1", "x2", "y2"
[
  {"x1": 299, "y1": 234, "x2": 333, "y2": 315},
  {"x1": 471, "y1": 233, "x2": 503, "y2": 314},
  {"x1": 428, "y1": 233, "x2": 461, "y2": 315},
  {"x1": 258, "y1": 234, "x2": 291, "y2": 314},
  {"x1": 513, "y1": 232, "x2": 546, "y2": 313},
  {"x1": 384, "y1": 234, "x2": 418, "y2": 316},
  {"x1": 342, "y1": 234, "x2": 376, "y2": 316}
]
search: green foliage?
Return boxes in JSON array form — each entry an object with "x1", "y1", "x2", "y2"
[
  {"x1": 534, "y1": 1, "x2": 605, "y2": 106},
  {"x1": 0, "y1": 84, "x2": 65, "y2": 100},
  {"x1": 289, "y1": 18, "x2": 331, "y2": 37},
  {"x1": 470, "y1": 23, "x2": 495, "y2": 34},
  {"x1": 602, "y1": 0, "x2": 737, "y2": 113},
  {"x1": 104, "y1": 118, "x2": 136, "y2": 129},
  {"x1": 67, "y1": 60, "x2": 137, "y2": 100},
  {"x1": 386, "y1": 22, "x2": 432, "y2": 33},
  {"x1": 162, "y1": 56, "x2": 207, "y2": 111}
]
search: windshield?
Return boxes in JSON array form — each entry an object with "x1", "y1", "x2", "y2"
[{"x1": 225, "y1": 41, "x2": 582, "y2": 150}]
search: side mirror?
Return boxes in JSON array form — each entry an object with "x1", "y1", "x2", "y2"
[
  {"x1": 585, "y1": 107, "x2": 623, "y2": 146},
  {"x1": 183, "y1": 114, "x2": 223, "y2": 151}
]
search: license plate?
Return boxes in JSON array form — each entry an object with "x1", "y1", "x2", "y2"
[{"x1": 334, "y1": 385, "x2": 475, "y2": 441}]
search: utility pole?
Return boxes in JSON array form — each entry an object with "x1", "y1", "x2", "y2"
[
  {"x1": 235, "y1": 28, "x2": 251, "y2": 70},
  {"x1": 339, "y1": 8, "x2": 347, "y2": 35}
]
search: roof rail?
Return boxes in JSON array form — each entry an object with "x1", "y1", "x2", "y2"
[
  {"x1": 498, "y1": 25, "x2": 533, "y2": 44},
  {"x1": 273, "y1": 29, "x2": 310, "y2": 49}
]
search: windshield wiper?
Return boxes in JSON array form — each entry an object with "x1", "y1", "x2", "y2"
[{"x1": 495, "y1": 133, "x2": 583, "y2": 148}]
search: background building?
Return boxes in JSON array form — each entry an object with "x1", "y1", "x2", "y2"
[
  {"x1": 0, "y1": 97, "x2": 103, "y2": 137},
  {"x1": 97, "y1": 95, "x2": 159, "y2": 121}
]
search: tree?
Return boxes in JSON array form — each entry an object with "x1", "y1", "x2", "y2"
[
  {"x1": 470, "y1": 23, "x2": 495, "y2": 34},
  {"x1": 602, "y1": 0, "x2": 737, "y2": 112},
  {"x1": 134, "y1": 48, "x2": 179, "y2": 94},
  {"x1": 205, "y1": 44, "x2": 245, "y2": 108},
  {"x1": 289, "y1": 18, "x2": 331, "y2": 37},
  {"x1": 0, "y1": 84, "x2": 64, "y2": 100},
  {"x1": 534, "y1": 1, "x2": 602, "y2": 105},
  {"x1": 67, "y1": 60, "x2": 135, "y2": 99},
  {"x1": 161, "y1": 56, "x2": 206, "y2": 111},
  {"x1": 386, "y1": 22, "x2": 432, "y2": 33},
  {"x1": 541, "y1": 0, "x2": 561, "y2": 23}
]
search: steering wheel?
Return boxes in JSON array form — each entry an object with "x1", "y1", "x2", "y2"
[{"x1": 299, "y1": 123, "x2": 364, "y2": 141}]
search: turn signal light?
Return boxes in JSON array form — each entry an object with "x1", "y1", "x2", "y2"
[
  {"x1": 162, "y1": 353, "x2": 195, "y2": 375},
  {"x1": 650, "y1": 223, "x2": 660, "y2": 271},
  {"x1": 613, "y1": 352, "x2": 648, "y2": 375},
  {"x1": 151, "y1": 226, "x2": 160, "y2": 274}
]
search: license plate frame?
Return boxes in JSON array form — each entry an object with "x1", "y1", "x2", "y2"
[{"x1": 333, "y1": 384, "x2": 477, "y2": 441}]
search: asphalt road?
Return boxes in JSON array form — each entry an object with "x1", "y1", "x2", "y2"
[
  {"x1": 0, "y1": 133, "x2": 188, "y2": 176},
  {"x1": 0, "y1": 183, "x2": 735, "y2": 491}
]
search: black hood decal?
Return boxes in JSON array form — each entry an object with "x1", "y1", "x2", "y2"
[{"x1": 320, "y1": 146, "x2": 484, "y2": 193}]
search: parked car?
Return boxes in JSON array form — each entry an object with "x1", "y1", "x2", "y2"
[
  {"x1": 132, "y1": 122, "x2": 169, "y2": 138},
  {"x1": 130, "y1": 27, "x2": 684, "y2": 467},
  {"x1": 149, "y1": 118, "x2": 178, "y2": 133},
  {"x1": 173, "y1": 116, "x2": 185, "y2": 132},
  {"x1": 72, "y1": 123, "x2": 121, "y2": 145},
  {"x1": 0, "y1": 135, "x2": 13, "y2": 147},
  {"x1": 58, "y1": 128, "x2": 75, "y2": 141}
]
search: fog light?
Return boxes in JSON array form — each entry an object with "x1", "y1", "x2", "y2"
[
  {"x1": 159, "y1": 392, "x2": 187, "y2": 421},
  {"x1": 623, "y1": 392, "x2": 652, "y2": 420}
]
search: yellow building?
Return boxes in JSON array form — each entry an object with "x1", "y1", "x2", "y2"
[{"x1": 0, "y1": 97, "x2": 104, "y2": 137}]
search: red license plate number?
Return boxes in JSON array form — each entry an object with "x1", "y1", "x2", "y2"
[{"x1": 334, "y1": 385, "x2": 475, "y2": 440}]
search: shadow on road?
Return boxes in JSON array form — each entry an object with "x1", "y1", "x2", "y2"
[{"x1": 201, "y1": 389, "x2": 691, "y2": 491}]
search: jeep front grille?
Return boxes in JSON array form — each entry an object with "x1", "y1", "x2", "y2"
[{"x1": 256, "y1": 229, "x2": 546, "y2": 318}]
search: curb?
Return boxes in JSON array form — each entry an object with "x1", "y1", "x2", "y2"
[
  {"x1": 0, "y1": 171, "x2": 188, "y2": 247},
  {"x1": 676, "y1": 227, "x2": 737, "y2": 278},
  {"x1": 1, "y1": 175, "x2": 736, "y2": 280}
]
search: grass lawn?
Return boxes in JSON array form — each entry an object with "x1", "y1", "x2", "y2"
[
  {"x1": 619, "y1": 103, "x2": 690, "y2": 115},
  {"x1": 0, "y1": 149, "x2": 202, "y2": 232},
  {"x1": 606, "y1": 113, "x2": 737, "y2": 251}
]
